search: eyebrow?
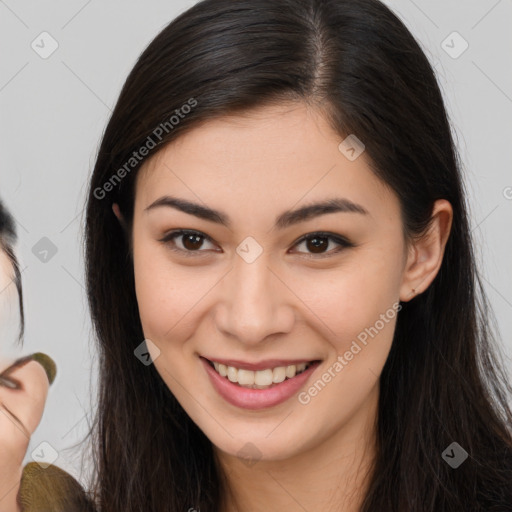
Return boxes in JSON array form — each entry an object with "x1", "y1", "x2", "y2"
[{"x1": 145, "y1": 195, "x2": 369, "y2": 229}]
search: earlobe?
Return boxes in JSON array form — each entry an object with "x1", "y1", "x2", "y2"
[
  {"x1": 399, "y1": 199, "x2": 453, "y2": 302},
  {"x1": 112, "y1": 203, "x2": 126, "y2": 229},
  {"x1": 112, "y1": 203, "x2": 122, "y2": 221}
]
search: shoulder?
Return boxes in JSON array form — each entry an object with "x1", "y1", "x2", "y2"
[{"x1": 19, "y1": 462, "x2": 96, "y2": 512}]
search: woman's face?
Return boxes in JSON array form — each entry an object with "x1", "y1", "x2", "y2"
[
  {"x1": 129, "y1": 102, "x2": 414, "y2": 462},
  {"x1": 0, "y1": 248, "x2": 14, "y2": 357},
  {"x1": 0, "y1": 238, "x2": 19, "y2": 364}
]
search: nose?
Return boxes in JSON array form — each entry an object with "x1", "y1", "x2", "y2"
[{"x1": 214, "y1": 252, "x2": 295, "y2": 346}]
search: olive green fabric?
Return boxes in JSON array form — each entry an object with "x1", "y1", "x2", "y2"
[{"x1": 18, "y1": 463, "x2": 96, "y2": 512}]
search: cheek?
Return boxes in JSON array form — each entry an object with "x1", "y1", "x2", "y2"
[
  {"x1": 132, "y1": 241, "x2": 214, "y2": 345},
  {"x1": 289, "y1": 248, "x2": 403, "y2": 355},
  {"x1": 133, "y1": 245, "x2": 183, "y2": 340},
  {"x1": 290, "y1": 254, "x2": 402, "y2": 429}
]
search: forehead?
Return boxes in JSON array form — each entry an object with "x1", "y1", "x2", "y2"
[{"x1": 134, "y1": 102, "x2": 399, "y2": 222}]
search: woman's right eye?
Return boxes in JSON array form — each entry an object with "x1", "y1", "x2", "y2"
[{"x1": 158, "y1": 230, "x2": 218, "y2": 257}]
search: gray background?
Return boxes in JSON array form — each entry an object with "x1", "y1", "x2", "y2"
[{"x1": 0, "y1": 0, "x2": 511, "y2": 482}]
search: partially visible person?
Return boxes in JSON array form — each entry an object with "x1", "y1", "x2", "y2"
[
  {"x1": 0, "y1": 198, "x2": 93, "y2": 512},
  {"x1": 0, "y1": 198, "x2": 24, "y2": 351}
]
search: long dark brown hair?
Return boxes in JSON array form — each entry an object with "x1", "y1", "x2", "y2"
[{"x1": 84, "y1": 0, "x2": 512, "y2": 510}]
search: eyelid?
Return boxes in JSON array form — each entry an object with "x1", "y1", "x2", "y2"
[{"x1": 158, "y1": 229, "x2": 354, "y2": 258}]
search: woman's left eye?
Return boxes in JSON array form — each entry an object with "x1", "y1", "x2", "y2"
[
  {"x1": 291, "y1": 232, "x2": 354, "y2": 258},
  {"x1": 159, "y1": 230, "x2": 354, "y2": 258}
]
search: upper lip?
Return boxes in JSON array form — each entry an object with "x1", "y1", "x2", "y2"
[{"x1": 201, "y1": 356, "x2": 320, "y2": 371}]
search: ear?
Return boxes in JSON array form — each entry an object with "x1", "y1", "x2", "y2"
[
  {"x1": 399, "y1": 199, "x2": 453, "y2": 302},
  {"x1": 112, "y1": 203, "x2": 126, "y2": 230}
]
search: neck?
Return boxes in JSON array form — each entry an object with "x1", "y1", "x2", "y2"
[{"x1": 215, "y1": 385, "x2": 379, "y2": 512}]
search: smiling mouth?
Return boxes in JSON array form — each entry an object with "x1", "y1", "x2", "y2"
[{"x1": 204, "y1": 358, "x2": 321, "y2": 389}]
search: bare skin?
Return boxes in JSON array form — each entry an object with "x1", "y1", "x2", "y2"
[
  {"x1": 0, "y1": 360, "x2": 50, "y2": 512},
  {"x1": 114, "y1": 101, "x2": 452, "y2": 511},
  {"x1": 0, "y1": 250, "x2": 51, "y2": 512}
]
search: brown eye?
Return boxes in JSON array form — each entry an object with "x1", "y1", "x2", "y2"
[
  {"x1": 304, "y1": 235, "x2": 330, "y2": 253},
  {"x1": 291, "y1": 232, "x2": 353, "y2": 258},
  {"x1": 180, "y1": 233, "x2": 205, "y2": 251},
  {"x1": 159, "y1": 230, "x2": 217, "y2": 256}
]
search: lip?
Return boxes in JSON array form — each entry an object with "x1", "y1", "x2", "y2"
[
  {"x1": 201, "y1": 356, "x2": 316, "y2": 371},
  {"x1": 200, "y1": 356, "x2": 321, "y2": 410}
]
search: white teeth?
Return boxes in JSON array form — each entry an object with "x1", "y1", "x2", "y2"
[
  {"x1": 237, "y1": 369, "x2": 254, "y2": 386},
  {"x1": 272, "y1": 366, "x2": 286, "y2": 383},
  {"x1": 254, "y1": 369, "x2": 273, "y2": 386},
  {"x1": 227, "y1": 366, "x2": 238, "y2": 383},
  {"x1": 210, "y1": 360, "x2": 313, "y2": 388},
  {"x1": 285, "y1": 365, "x2": 296, "y2": 378}
]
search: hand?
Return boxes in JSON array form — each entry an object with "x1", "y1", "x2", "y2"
[{"x1": 0, "y1": 354, "x2": 56, "y2": 512}]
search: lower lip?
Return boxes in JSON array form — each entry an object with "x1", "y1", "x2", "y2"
[{"x1": 201, "y1": 357, "x2": 320, "y2": 410}]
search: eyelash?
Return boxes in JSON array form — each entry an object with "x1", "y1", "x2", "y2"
[{"x1": 158, "y1": 229, "x2": 354, "y2": 259}]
